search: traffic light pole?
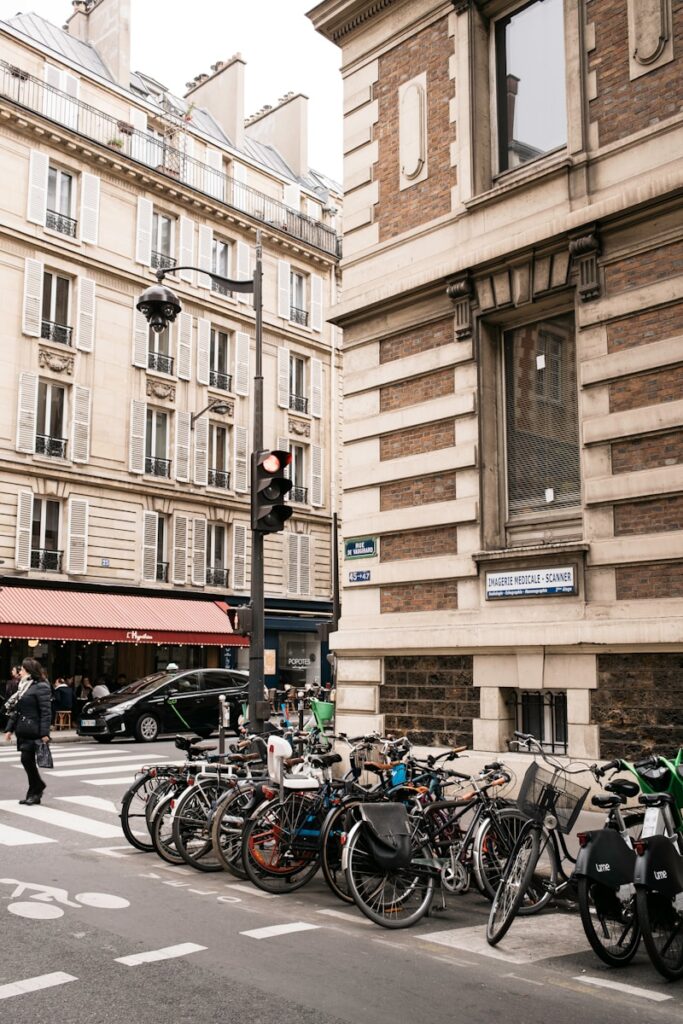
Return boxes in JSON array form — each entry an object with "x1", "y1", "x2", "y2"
[{"x1": 249, "y1": 231, "x2": 267, "y2": 735}]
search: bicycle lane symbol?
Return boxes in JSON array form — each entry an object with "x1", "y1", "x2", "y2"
[{"x1": 0, "y1": 878, "x2": 130, "y2": 920}]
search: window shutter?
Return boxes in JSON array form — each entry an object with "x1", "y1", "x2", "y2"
[
  {"x1": 205, "y1": 148, "x2": 224, "y2": 200},
  {"x1": 15, "y1": 490, "x2": 33, "y2": 571},
  {"x1": 234, "y1": 332, "x2": 250, "y2": 396},
  {"x1": 26, "y1": 149, "x2": 48, "y2": 226},
  {"x1": 177, "y1": 312, "x2": 192, "y2": 381},
  {"x1": 171, "y1": 513, "x2": 189, "y2": 585},
  {"x1": 311, "y1": 444, "x2": 323, "y2": 507},
  {"x1": 71, "y1": 385, "x2": 91, "y2": 464},
  {"x1": 67, "y1": 497, "x2": 88, "y2": 574},
  {"x1": 135, "y1": 196, "x2": 153, "y2": 265},
  {"x1": 277, "y1": 347, "x2": 290, "y2": 408},
  {"x1": 197, "y1": 318, "x2": 210, "y2": 386},
  {"x1": 76, "y1": 277, "x2": 96, "y2": 352},
  {"x1": 283, "y1": 182, "x2": 301, "y2": 210},
  {"x1": 80, "y1": 172, "x2": 100, "y2": 244},
  {"x1": 61, "y1": 71, "x2": 80, "y2": 130},
  {"x1": 22, "y1": 257, "x2": 44, "y2": 337},
  {"x1": 192, "y1": 517, "x2": 207, "y2": 586},
  {"x1": 132, "y1": 302, "x2": 148, "y2": 367},
  {"x1": 193, "y1": 416, "x2": 208, "y2": 486},
  {"x1": 287, "y1": 533, "x2": 299, "y2": 594},
  {"x1": 16, "y1": 372, "x2": 38, "y2": 454},
  {"x1": 232, "y1": 161, "x2": 247, "y2": 210},
  {"x1": 299, "y1": 535, "x2": 311, "y2": 595},
  {"x1": 278, "y1": 437, "x2": 290, "y2": 479},
  {"x1": 179, "y1": 216, "x2": 194, "y2": 283},
  {"x1": 129, "y1": 399, "x2": 146, "y2": 474},
  {"x1": 236, "y1": 241, "x2": 250, "y2": 302},
  {"x1": 311, "y1": 358, "x2": 323, "y2": 418},
  {"x1": 141, "y1": 511, "x2": 158, "y2": 583},
  {"x1": 232, "y1": 522, "x2": 247, "y2": 591},
  {"x1": 233, "y1": 425, "x2": 248, "y2": 492},
  {"x1": 175, "y1": 410, "x2": 191, "y2": 482},
  {"x1": 277, "y1": 260, "x2": 291, "y2": 319},
  {"x1": 311, "y1": 274, "x2": 323, "y2": 333},
  {"x1": 198, "y1": 225, "x2": 213, "y2": 288},
  {"x1": 129, "y1": 106, "x2": 149, "y2": 164}
]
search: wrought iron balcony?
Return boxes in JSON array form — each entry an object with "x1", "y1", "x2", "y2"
[
  {"x1": 209, "y1": 369, "x2": 232, "y2": 392},
  {"x1": 208, "y1": 469, "x2": 230, "y2": 489},
  {"x1": 290, "y1": 485, "x2": 308, "y2": 504},
  {"x1": 46, "y1": 209, "x2": 77, "y2": 238},
  {"x1": 145, "y1": 456, "x2": 171, "y2": 478},
  {"x1": 148, "y1": 351, "x2": 174, "y2": 374},
  {"x1": 41, "y1": 320, "x2": 72, "y2": 345},
  {"x1": 156, "y1": 561, "x2": 169, "y2": 583},
  {"x1": 31, "y1": 548, "x2": 62, "y2": 572},
  {"x1": 206, "y1": 566, "x2": 228, "y2": 587},
  {"x1": 290, "y1": 306, "x2": 309, "y2": 327},
  {"x1": 211, "y1": 278, "x2": 232, "y2": 298},
  {"x1": 36, "y1": 433, "x2": 67, "y2": 458},
  {"x1": 0, "y1": 61, "x2": 339, "y2": 257},
  {"x1": 289, "y1": 393, "x2": 308, "y2": 414},
  {"x1": 151, "y1": 251, "x2": 175, "y2": 272}
]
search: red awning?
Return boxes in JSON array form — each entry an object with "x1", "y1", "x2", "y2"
[{"x1": 0, "y1": 588, "x2": 249, "y2": 647}]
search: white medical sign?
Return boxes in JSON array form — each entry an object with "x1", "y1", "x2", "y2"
[{"x1": 486, "y1": 565, "x2": 576, "y2": 600}]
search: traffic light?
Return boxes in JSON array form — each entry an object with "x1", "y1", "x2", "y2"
[
  {"x1": 233, "y1": 604, "x2": 253, "y2": 636},
  {"x1": 252, "y1": 449, "x2": 293, "y2": 533}
]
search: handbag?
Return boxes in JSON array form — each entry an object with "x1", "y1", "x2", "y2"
[{"x1": 35, "y1": 740, "x2": 54, "y2": 769}]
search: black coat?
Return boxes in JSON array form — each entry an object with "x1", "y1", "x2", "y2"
[{"x1": 6, "y1": 680, "x2": 52, "y2": 743}]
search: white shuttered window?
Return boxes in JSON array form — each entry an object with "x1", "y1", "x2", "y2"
[
  {"x1": 15, "y1": 490, "x2": 34, "y2": 571},
  {"x1": 234, "y1": 332, "x2": 250, "y2": 396},
  {"x1": 27, "y1": 150, "x2": 49, "y2": 226},
  {"x1": 67, "y1": 497, "x2": 88, "y2": 574},
  {"x1": 22, "y1": 258, "x2": 44, "y2": 337},
  {"x1": 71, "y1": 385, "x2": 91, "y2": 464},
  {"x1": 193, "y1": 416, "x2": 209, "y2": 486},
  {"x1": 192, "y1": 517, "x2": 207, "y2": 586},
  {"x1": 80, "y1": 173, "x2": 100, "y2": 245},
  {"x1": 197, "y1": 318, "x2": 210, "y2": 386},
  {"x1": 171, "y1": 514, "x2": 189, "y2": 585},
  {"x1": 310, "y1": 274, "x2": 323, "y2": 333},
  {"x1": 176, "y1": 313, "x2": 192, "y2": 381},
  {"x1": 287, "y1": 533, "x2": 311, "y2": 595},
  {"x1": 135, "y1": 197, "x2": 153, "y2": 266},
  {"x1": 76, "y1": 278, "x2": 96, "y2": 352},
  {"x1": 277, "y1": 261, "x2": 291, "y2": 319},
  {"x1": 16, "y1": 372, "x2": 38, "y2": 454},
  {"x1": 232, "y1": 522, "x2": 247, "y2": 591},
  {"x1": 132, "y1": 302, "x2": 148, "y2": 367},
  {"x1": 178, "y1": 217, "x2": 194, "y2": 283},
  {"x1": 311, "y1": 358, "x2": 323, "y2": 419},
  {"x1": 141, "y1": 511, "x2": 158, "y2": 583},
  {"x1": 129, "y1": 399, "x2": 146, "y2": 474},
  {"x1": 311, "y1": 444, "x2": 323, "y2": 507},
  {"x1": 233, "y1": 425, "x2": 249, "y2": 493},
  {"x1": 175, "y1": 410, "x2": 191, "y2": 482}
]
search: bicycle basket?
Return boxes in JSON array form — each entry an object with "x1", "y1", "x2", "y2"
[
  {"x1": 517, "y1": 762, "x2": 589, "y2": 835},
  {"x1": 350, "y1": 741, "x2": 384, "y2": 777}
]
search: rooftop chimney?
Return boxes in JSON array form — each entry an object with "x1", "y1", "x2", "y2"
[
  {"x1": 245, "y1": 92, "x2": 309, "y2": 178},
  {"x1": 184, "y1": 54, "x2": 245, "y2": 148},
  {"x1": 66, "y1": 0, "x2": 131, "y2": 89}
]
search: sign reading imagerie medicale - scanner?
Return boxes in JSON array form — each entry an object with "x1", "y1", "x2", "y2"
[{"x1": 485, "y1": 566, "x2": 577, "y2": 600}]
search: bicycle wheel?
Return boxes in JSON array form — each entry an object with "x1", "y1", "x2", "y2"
[
  {"x1": 320, "y1": 799, "x2": 364, "y2": 904},
  {"x1": 242, "y1": 795, "x2": 321, "y2": 894},
  {"x1": 475, "y1": 807, "x2": 557, "y2": 913},
  {"x1": 211, "y1": 783, "x2": 263, "y2": 879},
  {"x1": 637, "y1": 888, "x2": 683, "y2": 980},
  {"x1": 577, "y1": 877, "x2": 640, "y2": 967},
  {"x1": 172, "y1": 783, "x2": 225, "y2": 872},
  {"x1": 150, "y1": 793, "x2": 185, "y2": 865},
  {"x1": 120, "y1": 772, "x2": 162, "y2": 852},
  {"x1": 345, "y1": 821, "x2": 434, "y2": 929},
  {"x1": 145, "y1": 776, "x2": 176, "y2": 830},
  {"x1": 486, "y1": 827, "x2": 540, "y2": 946}
]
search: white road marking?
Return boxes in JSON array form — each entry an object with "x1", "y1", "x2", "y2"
[
  {"x1": 75, "y1": 891, "x2": 129, "y2": 909},
  {"x1": 0, "y1": 972, "x2": 77, "y2": 1000},
  {"x1": 574, "y1": 976, "x2": 672, "y2": 1002},
  {"x1": 58, "y1": 796, "x2": 119, "y2": 813},
  {"x1": 8, "y1": 902, "x2": 63, "y2": 920},
  {"x1": 224, "y1": 883, "x2": 279, "y2": 899},
  {"x1": 0, "y1": 800, "x2": 123, "y2": 838},
  {"x1": 240, "y1": 922, "x2": 321, "y2": 939},
  {"x1": 115, "y1": 942, "x2": 207, "y2": 966},
  {"x1": 86, "y1": 777, "x2": 146, "y2": 786},
  {"x1": 0, "y1": 823, "x2": 57, "y2": 847},
  {"x1": 419, "y1": 914, "x2": 590, "y2": 965},
  {"x1": 503, "y1": 973, "x2": 545, "y2": 987},
  {"x1": 316, "y1": 908, "x2": 372, "y2": 925},
  {"x1": 31, "y1": 756, "x2": 173, "y2": 777},
  {"x1": 0, "y1": 749, "x2": 131, "y2": 761},
  {"x1": 89, "y1": 846, "x2": 142, "y2": 859}
]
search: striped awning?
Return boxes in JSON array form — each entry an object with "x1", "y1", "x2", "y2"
[{"x1": 0, "y1": 587, "x2": 248, "y2": 647}]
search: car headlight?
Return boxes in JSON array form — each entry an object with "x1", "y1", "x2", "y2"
[{"x1": 106, "y1": 702, "x2": 133, "y2": 715}]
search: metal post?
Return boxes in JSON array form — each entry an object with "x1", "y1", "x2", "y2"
[
  {"x1": 218, "y1": 694, "x2": 226, "y2": 757},
  {"x1": 249, "y1": 231, "x2": 266, "y2": 734}
]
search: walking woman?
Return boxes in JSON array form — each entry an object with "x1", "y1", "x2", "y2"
[{"x1": 3, "y1": 658, "x2": 51, "y2": 804}]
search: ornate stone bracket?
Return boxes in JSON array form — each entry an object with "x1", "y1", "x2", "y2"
[
  {"x1": 38, "y1": 348, "x2": 74, "y2": 376},
  {"x1": 629, "y1": 0, "x2": 672, "y2": 68},
  {"x1": 288, "y1": 417, "x2": 311, "y2": 438},
  {"x1": 146, "y1": 379, "x2": 176, "y2": 402},
  {"x1": 446, "y1": 274, "x2": 473, "y2": 340},
  {"x1": 569, "y1": 230, "x2": 601, "y2": 303}
]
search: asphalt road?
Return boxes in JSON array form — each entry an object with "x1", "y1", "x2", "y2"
[{"x1": 0, "y1": 735, "x2": 681, "y2": 1024}]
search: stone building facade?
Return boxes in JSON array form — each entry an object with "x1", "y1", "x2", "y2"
[{"x1": 310, "y1": 0, "x2": 683, "y2": 757}]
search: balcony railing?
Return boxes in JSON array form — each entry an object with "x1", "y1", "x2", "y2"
[
  {"x1": 151, "y1": 251, "x2": 175, "y2": 272},
  {"x1": 145, "y1": 456, "x2": 171, "y2": 478},
  {"x1": 0, "y1": 61, "x2": 339, "y2": 257},
  {"x1": 208, "y1": 469, "x2": 230, "y2": 489},
  {"x1": 156, "y1": 561, "x2": 169, "y2": 583},
  {"x1": 290, "y1": 306, "x2": 309, "y2": 327},
  {"x1": 46, "y1": 209, "x2": 77, "y2": 238},
  {"x1": 31, "y1": 548, "x2": 62, "y2": 572},
  {"x1": 209, "y1": 369, "x2": 232, "y2": 392},
  {"x1": 41, "y1": 320, "x2": 72, "y2": 345},
  {"x1": 289, "y1": 394, "x2": 308, "y2": 414},
  {"x1": 148, "y1": 351, "x2": 174, "y2": 374},
  {"x1": 290, "y1": 485, "x2": 308, "y2": 504},
  {"x1": 211, "y1": 278, "x2": 232, "y2": 298},
  {"x1": 206, "y1": 566, "x2": 228, "y2": 587},
  {"x1": 36, "y1": 433, "x2": 67, "y2": 458}
]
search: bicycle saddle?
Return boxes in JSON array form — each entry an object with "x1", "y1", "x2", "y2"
[
  {"x1": 605, "y1": 778, "x2": 640, "y2": 800},
  {"x1": 639, "y1": 791, "x2": 675, "y2": 807},
  {"x1": 592, "y1": 793, "x2": 623, "y2": 809},
  {"x1": 310, "y1": 753, "x2": 342, "y2": 769}
]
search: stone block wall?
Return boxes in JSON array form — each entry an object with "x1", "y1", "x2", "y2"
[
  {"x1": 593, "y1": 654, "x2": 683, "y2": 758},
  {"x1": 380, "y1": 654, "x2": 477, "y2": 746}
]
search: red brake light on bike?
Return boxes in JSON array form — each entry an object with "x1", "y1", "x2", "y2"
[
  {"x1": 340, "y1": 833, "x2": 347, "y2": 846},
  {"x1": 169, "y1": 799, "x2": 175, "y2": 809},
  {"x1": 149, "y1": 767, "x2": 156, "y2": 778},
  {"x1": 262, "y1": 785, "x2": 275, "y2": 799},
  {"x1": 633, "y1": 839, "x2": 647, "y2": 856},
  {"x1": 576, "y1": 832, "x2": 589, "y2": 848},
  {"x1": 187, "y1": 776, "x2": 195, "y2": 785}
]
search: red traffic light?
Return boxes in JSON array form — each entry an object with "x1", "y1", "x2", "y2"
[{"x1": 262, "y1": 451, "x2": 291, "y2": 474}]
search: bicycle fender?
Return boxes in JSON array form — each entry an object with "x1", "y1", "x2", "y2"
[
  {"x1": 633, "y1": 834, "x2": 683, "y2": 897},
  {"x1": 573, "y1": 828, "x2": 635, "y2": 886},
  {"x1": 341, "y1": 820, "x2": 363, "y2": 873}
]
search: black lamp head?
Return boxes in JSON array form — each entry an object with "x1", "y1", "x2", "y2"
[{"x1": 136, "y1": 282, "x2": 182, "y2": 334}]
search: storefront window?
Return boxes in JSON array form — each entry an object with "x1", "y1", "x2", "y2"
[{"x1": 277, "y1": 632, "x2": 320, "y2": 688}]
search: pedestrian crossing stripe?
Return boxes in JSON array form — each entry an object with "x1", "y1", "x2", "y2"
[
  {"x1": 0, "y1": 800, "x2": 123, "y2": 839},
  {"x1": 0, "y1": 822, "x2": 57, "y2": 847}
]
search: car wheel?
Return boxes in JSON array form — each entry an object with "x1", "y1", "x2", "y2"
[{"x1": 134, "y1": 714, "x2": 159, "y2": 742}]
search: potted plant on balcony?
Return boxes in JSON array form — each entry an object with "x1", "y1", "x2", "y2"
[{"x1": 107, "y1": 137, "x2": 124, "y2": 149}]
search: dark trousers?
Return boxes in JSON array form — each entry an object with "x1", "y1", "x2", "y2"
[{"x1": 18, "y1": 741, "x2": 45, "y2": 795}]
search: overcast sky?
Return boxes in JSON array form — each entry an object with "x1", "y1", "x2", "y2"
[{"x1": 1, "y1": 0, "x2": 344, "y2": 180}]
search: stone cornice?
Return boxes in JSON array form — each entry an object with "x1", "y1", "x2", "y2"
[{"x1": 308, "y1": 0, "x2": 401, "y2": 43}]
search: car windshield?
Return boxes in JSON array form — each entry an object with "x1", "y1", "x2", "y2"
[{"x1": 115, "y1": 672, "x2": 170, "y2": 696}]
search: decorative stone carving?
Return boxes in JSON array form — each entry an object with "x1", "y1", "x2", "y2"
[
  {"x1": 569, "y1": 230, "x2": 601, "y2": 303},
  {"x1": 446, "y1": 274, "x2": 473, "y2": 340},
  {"x1": 288, "y1": 417, "x2": 311, "y2": 438},
  {"x1": 214, "y1": 400, "x2": 234, "y2": 419},
  {"x1": 146, "y1": 379, "x2": 176, "y2": 401},
  {"x1": 628, "y1": 0, "x2": 672, "y2": 74},
  {"x1": 38, "y1": 348, "x2": 74, "y2": 376}
]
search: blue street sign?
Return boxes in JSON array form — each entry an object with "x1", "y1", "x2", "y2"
[
  {"x1": 345, "y1": 537, "x2": 376, "y2": 559},
  {"x1": 349, "y1": 570, "x2": 371, "y2": 583}
]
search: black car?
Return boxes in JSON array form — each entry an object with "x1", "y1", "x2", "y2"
[{"x1": 76, "y1": 668, "x2": 249, "y2": 742}]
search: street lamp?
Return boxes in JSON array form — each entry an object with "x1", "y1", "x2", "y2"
[
  {"x1": 190, "y1": 399, "x2": 231, "y2": 429},
  {"x1": 136, "y1": 232, "x2": 269, "y2": 734}
]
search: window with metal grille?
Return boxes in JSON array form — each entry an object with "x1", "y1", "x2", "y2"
[
  {"x1": 516, "y1": 690, "x2": 567, "y2": 754},
  {"x1": 503, "y1": 313, "x2": 580, "y2": 518}
]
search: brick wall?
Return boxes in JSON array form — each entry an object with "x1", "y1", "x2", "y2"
[
  {"x1": 380, "y1": 317, "x2": 453, "y2": 364},
  {"x1": 380, "y1": 654, "x2": 477, "y2": 746},
  {"x1": 588, "y1": 0, "x2": 683, "y2": 148},
  {"x1": 609, "y1": 365, "x2": 683, "y2": 413},
  {"x1": 381, "y1": 579, "x2": 457, "y2": 614},
  {"x1": 607, "y1": 301, "x2": 683, "y2": 353},
  {"x1": 380, "y1": 419, "x2": 455, "y2": 461},
  {"x1": 381, "y1": 525, "x2": 458, "y2": 562},
  {"x1": 593, "y1": 654, "x2": 683, "y2": 758},
  {"x1": 374, "y1": 17, "x2": 455, "y2": 242},
  {"x1": 604, "y1": 239, "x2": 683, "y2": 295},
  {"x1": 380, "y1": 471, "x2": 456, "y2": 511},
  {"x1": 379, "y1": 367, "x2": 453, "y2": 412},
  {"x1": 612, "y1": 431, "x2": 683, "y2": 474},
  {"x1": 614, "y1": 495, "x2": 683, "y2": 535},
  {"x1": 616, "y1": 562, "x2": 683, "y2": 599}
]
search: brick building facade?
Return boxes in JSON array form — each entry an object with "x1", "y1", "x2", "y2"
[{"x1": 310, "y1": 0, "x2": 683, "y2": 757}]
